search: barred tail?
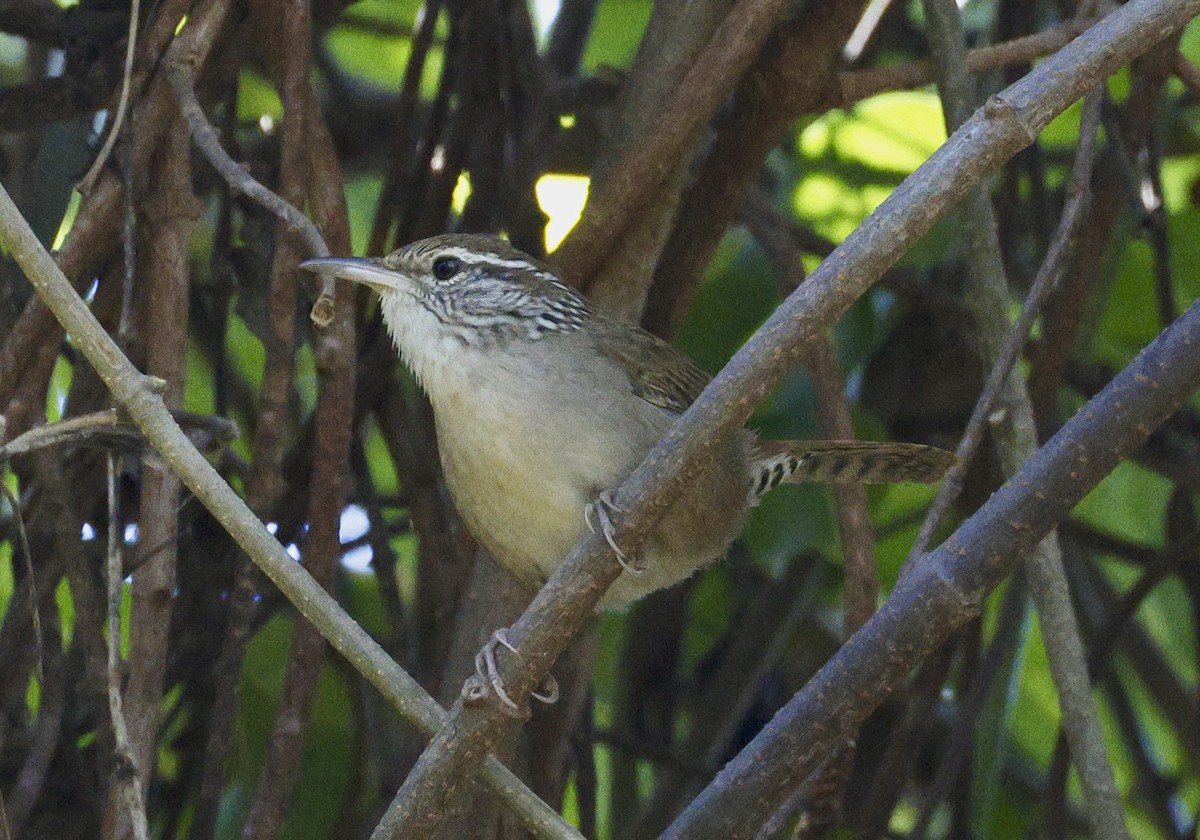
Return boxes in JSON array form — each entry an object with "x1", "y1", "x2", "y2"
[{"x1": 750, "y1": 440, "x2": 955, "y2": 499}]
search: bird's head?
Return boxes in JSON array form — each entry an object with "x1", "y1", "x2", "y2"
[
  {"x1": 302, "y1": 234, "x2": 590, "y2": 386},
  {"x1": 302, "y1": 234, "x2": 588, "y2": 344}
]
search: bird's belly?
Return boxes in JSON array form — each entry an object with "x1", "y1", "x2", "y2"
[
  {"x1": 434, "y1": 388, "x2": 642, "y2": 590},
  {"x1": 426, "y1": 352, "x2": 752, "y2": 610},
  {"x1": 442, "y1": 447, "x2": 588, "y2": 589}
]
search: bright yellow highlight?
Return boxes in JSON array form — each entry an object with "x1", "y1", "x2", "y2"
[
  {"x1": 536, "y1": 174, "x2": 589, "y2": 253},
  {"x1": 52, "y1": 192, "x2": 82, "y2": 250},
  {"x1": 794, "y1": 92, "x2": 947, "y2": 241},
  {"x1": 451, "y1": 172, "x2": 471, "y2": 215}
]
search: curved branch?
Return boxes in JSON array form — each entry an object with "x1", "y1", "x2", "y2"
[{"x1": 164, "y1": 27, "x2": 339, "y2": 320}]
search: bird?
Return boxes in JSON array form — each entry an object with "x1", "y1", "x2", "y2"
[{"x1": 302, "y1": 234, "x2": 952, "y2": 704}]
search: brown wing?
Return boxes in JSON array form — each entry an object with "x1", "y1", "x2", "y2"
[{"x1": 591, "y1": 316, "x2": 712, "y2": 415}]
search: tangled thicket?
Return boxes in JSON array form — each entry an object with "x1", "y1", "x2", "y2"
[{"x1": 0, "y1": 1, "x2": 1199, "y2": 839}]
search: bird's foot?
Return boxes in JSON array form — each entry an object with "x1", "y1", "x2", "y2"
[
  {"x1": 461, "y1": 629, "x2": 559, "y2": 714},
  {"x1": 585, "y1": 490, "x2": 644, "y2": 575}
]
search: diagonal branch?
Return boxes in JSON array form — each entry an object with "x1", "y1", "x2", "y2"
[
  {"x1": 0, "y1": 189, "x2": 580, "y2": 839},
  {"x1": 662, "y1": 287, "x2": 1200, "y2": 839},
  {"x1": 371, "y1": 0, "x2": 1200, "y2": 836},
  {"x1": 551, "y1": 0, "x2": 789, "y2": 288},
  {"x1": 164, "y1": 27, "x2": 339, "y2": 321}
]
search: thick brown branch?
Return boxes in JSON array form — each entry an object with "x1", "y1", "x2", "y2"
[
  {"x1": 552, "y1": 0, "x2": 789, "y2": 289},
  {"x1": 643, "y1": 3, "x2": 865, "y2": 336},
  {"x1": 664, "y1": 290, "x2": 1200, "y2": 839}
]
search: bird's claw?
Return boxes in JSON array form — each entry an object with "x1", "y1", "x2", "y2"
[
  {"x1": 585, "y1": 490, "x2": 644, "y2": 575},
  {"x1": 461, "y1": 628, "x2": 559, "y2": 713}
]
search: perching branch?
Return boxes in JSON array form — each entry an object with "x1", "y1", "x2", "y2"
[{"x1": 372, "y1": 1, "x2": 1200, "y2": 836}]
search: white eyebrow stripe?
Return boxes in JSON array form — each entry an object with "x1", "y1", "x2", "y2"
[
  {"x1": 470, "y1": 257, "x2": 539, "y2": 270},
  {"x1": 446, "y1": 250, "x2": 540, "y2": 271}
]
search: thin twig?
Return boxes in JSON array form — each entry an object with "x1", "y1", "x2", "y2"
[
  {"x1": 837, "y1": 18, "x2": 1094, "y2": 105},
  {"x1": 77, "y1": 0, "x2": 142, "y2": 193},
  {"x1": 0, "y1": 410, "x2": 235, "y2": 459},
  {"x1": 367, "y1": 0, "x2": 443, "y2": 256},
  {"x1": 105, "y1": 454, "x2": 150, "y2": 840},
  {"x1": 164, "y1": 57, "x2": 325, "y2": 258},
  {"x1": 906, "y1": 95, "x2": 1104, "y2": 558},
  {"x1": 0, "y1": 180, "x2": 581, "y2": 839},
  {"x1": 913, "y1": 0, "x2": 1127, "y2": 835},
  {"x1": 0, "y1": 476, "x2": 41, "y2": 686},
  {"x1": 163, "y1": 31, "x2": 337, "y2": 323}
]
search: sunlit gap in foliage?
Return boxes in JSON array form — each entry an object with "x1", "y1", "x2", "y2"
[
  {"x1": 339, "y1": 504, "x2": 373, "y2": 573},
  {"x1": 444, "y1": 172, "x2": 587, "y2": 253},
  {"x1": 532, "y1": 0, "x2": 561, "y2": 40},
  {"x1": 538, "y1": 174, "x2": 588, "y2": 252},
  {"x1": 794, "y1": 92, "x2": 945, "y2": 242},
  {"x1": 46, "y1": 355, "x2": 72, "y2": 420},
  {"x1": 0, "y1": 32, "x2": 28, "y2": 69},
  {"x1": 451, "y1": 170, "x2": 469, "y2": 214}
]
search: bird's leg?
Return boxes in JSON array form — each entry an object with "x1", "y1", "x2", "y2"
[
  {"x1": 461, "y1": 628, "x2": 560, "y2": 713},
  {"x1": 585, "y1": 489, "x2": 644, "y2": 574}
]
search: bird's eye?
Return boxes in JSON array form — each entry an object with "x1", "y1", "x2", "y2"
[{"x1": 432, "y1": 256, "x2": 462, "y2": 282}]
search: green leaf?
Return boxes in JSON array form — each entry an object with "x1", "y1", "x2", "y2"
[{"x1": 581, "y1": 0, "x2": 652, "y2": 70}]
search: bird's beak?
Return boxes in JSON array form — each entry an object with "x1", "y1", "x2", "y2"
[{"x1": 299, "y1": 257, "x2": 408, "y2": 294}]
